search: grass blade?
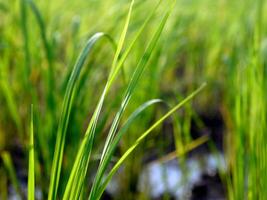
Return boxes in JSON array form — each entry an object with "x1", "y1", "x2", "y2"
[
  {"x1": 28, "y1": 104, "x2": 35, "y2": 200},
  {"x1": 62, "y1": 1, "x2": 136, "y2": 199},
  {"x1": 91, "y1": 2, "x2": 175, "y2": 198},
  {"x1": 96, "y1": 83, "x2": 206, "y2": 199},
  {"x1": 89, "y1": 99, "x2": 163, "y2": 199},
  {"x1": 99, "y1": 0, "x2": 163, "y2": 165},
  {"x1": 106, "y1": 0, "x2": 163, "y2": 88},
  {"x1": 48, "y1": 32, "x2": 109, "y2": 200}
]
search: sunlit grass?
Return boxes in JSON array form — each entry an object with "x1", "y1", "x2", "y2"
[{"x1": 0, "y1": 0, "x2": 266, "y2": 199}]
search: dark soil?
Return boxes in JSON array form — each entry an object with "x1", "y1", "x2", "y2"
[{"x1": 191, "y1": 172, "x2": 226, "y2": 200}]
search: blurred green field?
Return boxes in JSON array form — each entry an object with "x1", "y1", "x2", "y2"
[{"x1": 0, "y1": 0, "x2": 266, "y2": 199}]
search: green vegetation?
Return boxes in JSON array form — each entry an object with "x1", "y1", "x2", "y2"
[{"x1": 0, "y1": 0, "x2": 266, "y2": 199}]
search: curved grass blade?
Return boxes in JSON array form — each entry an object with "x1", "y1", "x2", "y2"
[
  {"x1": 89, "y1": 99, "x2": 163, "y2": 199},
  {"x1": 106, "y1": 0, "x2": 163, "y2": 88},
  {"x1": 90, "y1": 2, "x2": 174, "y2": 199},
  {"x1": 95, "y1": 83, "x2": 206, "y2": 199},
  {"x1": 109, "y1": 0, "x2": 135, "y2": 76},
  {"x1": 28, "y1": 104, "x2": 35, "y2": 200},
  {"x1": 48, "y1": 32, "x2": 110, "y2": 200},
  {"x1": 65, "y1": 1, "x2": 176, "y2": 199},
  {"x1": 62, "y1": 1, "x2": 136, "y2": 199},
  {"x1": 100, "y1": 0, "x2": 163, "y2": 165}
]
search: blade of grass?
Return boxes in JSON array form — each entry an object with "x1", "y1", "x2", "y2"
[
  {"x1": 95, "y1": 83, "x2": 206, "y2": 199},
  {"x1": 109, "y1": 0, "x2": 135, "y2": 76},
  {"x1": 106, "y1": 0, "x2": 163, "y2": 89},
  {"x1": 48, "y1": 32, "x2": 111, "y2": 200},
  {"x1": 100, "y1": 0, "x2": 163, "y2": 165},
  {"x1": 65, "y1": 1, "x2": 176, "y2": 199},
  {"x1": 90, "y1": 1, "x2": 175, "y2": 197},
  {"x1": 89, "y1": 99, "x2": 163, "y2": 199},
  {"x1": 62, "y1": 1, "x2": 136, "y2": 199},
  {"x1": 28, "y1": 104, "x2": 35, "y2": 200}
]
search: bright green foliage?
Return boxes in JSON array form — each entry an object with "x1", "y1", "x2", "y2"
[
  {"x1": 226, "y1": 0, "x2": 267, "y2": 199},
  {"x1": 28, "y1": 105, "x2": 35, "y2": 200},
  {"x1": 1, "y1": 0, "x2": 267, "y2": 199}
]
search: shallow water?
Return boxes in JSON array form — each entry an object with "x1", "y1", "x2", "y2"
[{"x1": 107, "y1": 153, "x2": 226, "y2": 199}]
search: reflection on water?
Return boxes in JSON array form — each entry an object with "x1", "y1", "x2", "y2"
[{"x1": 107, "y1": 153, "x2": 226, "y2": 199}]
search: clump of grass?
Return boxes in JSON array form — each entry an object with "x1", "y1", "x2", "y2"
[
  {"x1": 226, "y1": 0, "x2": 267, "y2": 199},
  {"x1": 5, "y1": 0, "x2": 267, "y2": 199},
  {"x1": 22, "y1": 0, "x2": 207, "y2": 199}
]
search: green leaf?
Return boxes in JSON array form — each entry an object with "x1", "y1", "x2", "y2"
[
  {"x1": 62, "y1": 1, "x2": 136, "y2": 199},
  {"x1": 96, "y1": 83, "x2": 206, "y2": 199},
  {"x1": 28, "y1": 104, "x2": 35, "y2": 200},
  {"x1": 89, "y1": 99, "x2": 163, "y2": 199},
  {"x1": 48, "y1": 32, "x2": 111, "y2": 200}
]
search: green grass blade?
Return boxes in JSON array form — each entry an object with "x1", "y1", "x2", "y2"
[
  {"x1": 91, "y1": 4, "x2": 173, "y2": 199},
  {"x1": 106, "y1": 0, "x2": 163, "y2": 88},
  {"x1": 89, "y1": 1, "x2": 174, "y2": 197},
  {"x1": 62, "y1": 1, "x2": 136, "y2": 199},
  {"x1": 100, "y1": 0, "x2": 163, "y2": 165},
  {"x1": 90, "y1": 1, "x2": 174, "y2": 199},
  {"x1": 89, "y1": 99, "x2": 163, "y2": 199},
  {"x1": 109, "y1": 0, "x2": 135, "y2": 76},
  {"x1": 48, "y1": 32, "x2": 109, "y2": 200},
  {"x1": 95, "y1": 83, "x2": 206, "y2": 199},
  {"x1": 28, "y1": 104, "x2": 35, "y2": 200}
]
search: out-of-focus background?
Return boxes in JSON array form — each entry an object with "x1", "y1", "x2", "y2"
[{"x1": 0, "y1": 0, "x2": 266, "y2": 199}]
